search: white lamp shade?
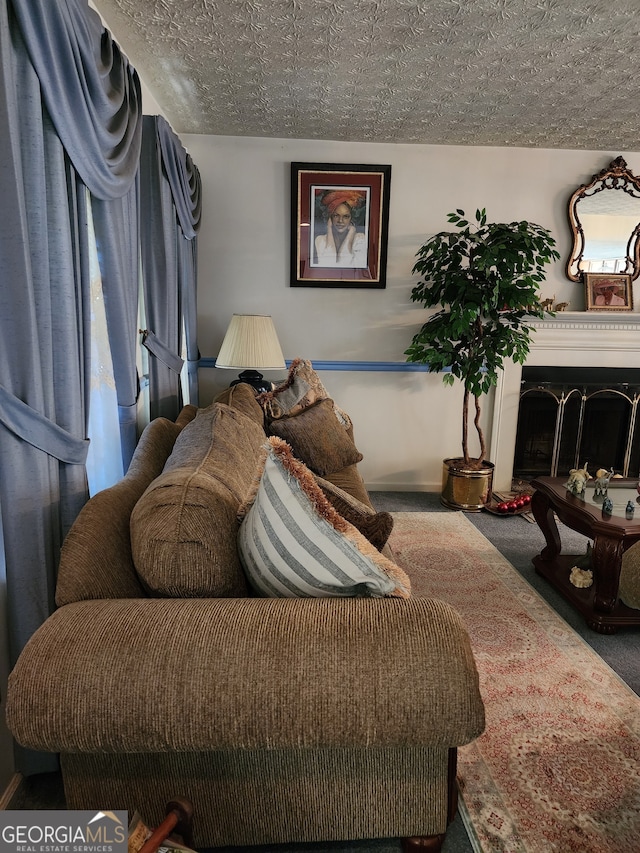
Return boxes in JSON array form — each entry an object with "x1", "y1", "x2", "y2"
[{"x1": 215, "y1": 314, "x2": 286, "y2": 370}]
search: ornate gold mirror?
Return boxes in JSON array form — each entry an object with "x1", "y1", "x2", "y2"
[{"x1": 566, "y1": 156, "x2": 640, "y2": 282}]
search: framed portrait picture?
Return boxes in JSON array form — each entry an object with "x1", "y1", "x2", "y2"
[
  {"x1": 290, "y1": 162, "x2": 391, "y2": 288},
  {"x1": 584, "y1": 273, "x2": 634, "y2": 311}
]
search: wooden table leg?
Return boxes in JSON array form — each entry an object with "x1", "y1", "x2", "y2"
[
  {"x1": 591, "y1": 534, "x2": 624, "y2": 614},
  {"x1": 531, "y1": 489, "x2": 561, "y2": 561}
]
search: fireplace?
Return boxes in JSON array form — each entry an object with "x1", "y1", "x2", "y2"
[
  {"x1": 513, "y1": 366, "x2": 640, "y2": 480},
  {"x1": 489, "y1": 312, "x2": 640, "y2": 491}
]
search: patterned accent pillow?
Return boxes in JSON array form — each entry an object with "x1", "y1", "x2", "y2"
[
  {"x1": 314, "y1": 476, "x2": 394, "y2": 551},
  {"x1": 267, "y1": 398, "x2": 363, "y2": 477},
  {"x1": 258, "y1": 357, "x2": 352, "y2": 428},
  {"x1": 237, "y1": 437, "x2": 411, "y2": 599}
]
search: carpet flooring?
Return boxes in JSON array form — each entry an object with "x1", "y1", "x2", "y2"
[
  {"x1": 374, "y1": 492, "x2": 639, "y2": 698},
  {"x1": 390, "y1": 510, "x2": 640, "y2": 851},
  {"x1": 6, "y1": 492, "x2": 639, "y2": 853}
]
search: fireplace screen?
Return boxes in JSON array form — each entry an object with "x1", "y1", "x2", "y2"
[{"x1": 513, "y1": 367, "x2": 640, "y2": 480}]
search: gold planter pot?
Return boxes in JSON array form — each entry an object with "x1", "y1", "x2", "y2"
[{"x1": 441, "y1": 458, "x2": 494, "y2": 512}]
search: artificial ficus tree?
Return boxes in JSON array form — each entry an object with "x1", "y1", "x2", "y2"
[{"x1": 406, "y1": 208, "x2": 560, "y2": 469}]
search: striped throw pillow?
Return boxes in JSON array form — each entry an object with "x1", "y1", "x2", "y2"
[{"x1": 237, "y1": 437, "x2": 411, "y2": 598}]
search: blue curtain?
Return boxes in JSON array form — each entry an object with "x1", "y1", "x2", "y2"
[
  {"x1": 92, "y1": 187, "x2": 141, "y2": 470},
  {"x1": 158, "y1": 116, "x2": 201, "y2": 406},
  {"x1": 11, "y1": 0, "x2": 141, "y2": 195},
  {"x1": 0, "y1": 0, "x2": 142, "y2": 774},
  {"x1": 1, "y1": 1, "x2": 201, "y2": 774},
  {"x1": 140, "y1": 115, "x2": 201, "y2": 419},
  {"x1": 12, "y1": 0, "x2": 143, "y2": 471}
]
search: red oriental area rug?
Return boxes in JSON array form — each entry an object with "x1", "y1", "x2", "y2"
[{"x1": 390, "y1": 512, "x2": 640, "y2": 853}]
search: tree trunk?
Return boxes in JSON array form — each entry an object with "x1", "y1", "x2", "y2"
[
  {"x1": 462, "y1": 387, "x2": 470, "y2": 466},
  {"x1": 463, "y1": 389, "x2": 487, "y2": 470},
  {"x1": 474, "y1": 393, "x2": 486, "y2": 466}
]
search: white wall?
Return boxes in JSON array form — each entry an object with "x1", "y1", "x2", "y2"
[{"x1": 182, "y1": 134, "x2": 640, "y2": 489}]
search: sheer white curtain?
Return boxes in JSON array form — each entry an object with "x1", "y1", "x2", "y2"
[{"x1": 86, "y1": 193, "x2": 123, "y2": 495}]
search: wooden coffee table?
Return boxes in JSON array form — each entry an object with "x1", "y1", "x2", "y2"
[{"x1": 530, "y1": 476, "x2": 640, "y2": 633}]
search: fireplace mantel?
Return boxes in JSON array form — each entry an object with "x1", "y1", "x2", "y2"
[
  {"x1": 527, "y1": 311, "x2": 640, "y2": 355},
  {"x1": 490, "y1": 312, "x2": 640, "y2": 490}
]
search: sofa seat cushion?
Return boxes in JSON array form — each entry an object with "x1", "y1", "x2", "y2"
[
  {"x1": 267, "y1": 398, "x2": 363, "y2": 477},
  {"x1": 131, "y1": 403, "x2": 265, "y2": 597},
  {"x1": 237, "y1": 437, "x2": 411, "y2": 599}
]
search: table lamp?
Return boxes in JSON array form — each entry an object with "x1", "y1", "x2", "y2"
[{"x1": 215, "y1": 314, "x2": 286, "y2": 393}]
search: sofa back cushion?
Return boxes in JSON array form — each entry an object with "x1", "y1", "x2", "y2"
[
  {"x1": 213, "y1": 382, "x2": 265, "y2": 427},
  {"x1": 55, "y1": 416, "x2": 188, "y2": 605},
  {"x1": 131, "y1": 403, "x2": 265, "y2": 597}
]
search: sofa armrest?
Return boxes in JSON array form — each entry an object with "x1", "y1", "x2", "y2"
[{"x1": 7, "y1": 597, "x2": 484, "y2": 754}]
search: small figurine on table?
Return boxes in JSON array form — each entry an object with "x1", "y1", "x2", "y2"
[
  {"x1": 594, "y1": 467, "x2": 614, "y2": 496},
  {"x1": 565, "y1": 463, "x2": 590, "y2": 496},
  {"x1": 626, "y1": 500, "x2": 635, "y2": 519},
  {"x1": 602, "y1": 497, "x2": 614, "y2": 515}
]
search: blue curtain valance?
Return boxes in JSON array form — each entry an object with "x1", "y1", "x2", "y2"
[
  {"x1": 156, "y1": 115, "x2": 202, "y2": 238},
  {"x1": 10, "y1": 0, "x2": 142, "y2": 199}
]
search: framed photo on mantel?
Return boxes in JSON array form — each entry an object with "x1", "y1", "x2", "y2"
[
  {"x1": 290, "y1": 162, "x2": 391, "y2": 288},
  {"x1": 585, "y1": 273, "x2": 633, "y2": 311}
]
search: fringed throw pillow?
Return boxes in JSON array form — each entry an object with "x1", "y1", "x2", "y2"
[
  {"x1": 258, "y1": 357, "x2": 351, "y2": 428},
  {"x1": 237, "y1": 437, "x2": 410, "y2": 599}
]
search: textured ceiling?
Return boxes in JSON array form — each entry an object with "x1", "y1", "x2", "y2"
[{"x1": 93, "y1": 0, "x2": 640, "y2": 150}]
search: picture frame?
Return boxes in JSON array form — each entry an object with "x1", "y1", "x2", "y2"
[
  {"x1": 584, "y1": 273, "x2": 634, "y2": 311},
  {"x1": 290, "y1": 162, "x2": 391, "y2": 288}
]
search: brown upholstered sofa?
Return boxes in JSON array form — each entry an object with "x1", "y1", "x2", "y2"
[{"x1": 6, "y1": 375, "x2": 484, "y2": 851}]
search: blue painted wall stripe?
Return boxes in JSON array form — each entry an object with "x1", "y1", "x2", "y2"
[{"x1": 199, "y1": 358, "x2": 439, "y2": 372}]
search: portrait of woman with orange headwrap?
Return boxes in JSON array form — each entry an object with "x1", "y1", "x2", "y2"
[
  {"x1": 313, "y1": 188, "x2": 368, "y2": 268},
  {"x1": 291, "y1": 162, "x2": 390, "y2": 287}
]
